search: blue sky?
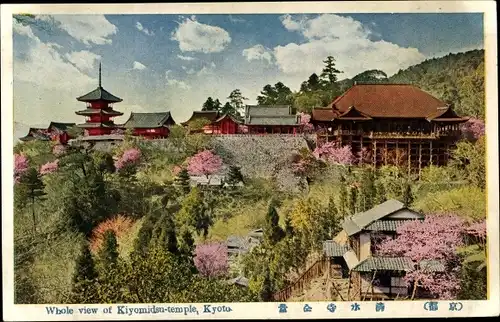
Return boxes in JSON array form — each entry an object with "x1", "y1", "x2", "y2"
[{"x1": 13, "y1": 13, "x2": 483, "y2": 128}]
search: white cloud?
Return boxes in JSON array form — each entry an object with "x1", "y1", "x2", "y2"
[
  {"x1": 177, "y1": 54, "x2": 197, "y2": 61},
  {"x1": 242, "y1": 44, "x2": 273, "y2": 63},
  {"x1": 65, "y1": 50, "x2": 101, "y2": 72},
  {"x1": 274, "y1": 14, "x2": 426, "y2": 78},
  {"x1": 13, "y1": 20, "x2": 39, "y2": 41},
  {"x1": 165, "y1": 70, "x2": 191, "y2": 89},
  {"x1": 133, "y1": 61, "x2": 147, "y2": 70},
  {"x1": 136, "y1": 21, "x2": 154, "y2": 36},
  {"x1": 229, "y1": 15, "x2": 246, "y2": 23},
  {"x1": 171, "y1": 16, "x2": 231, "y2": 53},
  {"x1": 42, "y1": 15, "x2": 117, "y2": 45}
]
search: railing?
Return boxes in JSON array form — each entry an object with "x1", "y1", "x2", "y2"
[
  {"x1": 368, "y1": 131, "x2": 438, "y2": 139},
  {"x1": 333, "y1": 130, "x2": 365, "y2": 136},
  {"x1": 272, "y1": 258, "x2": 330, "y2": 302}
]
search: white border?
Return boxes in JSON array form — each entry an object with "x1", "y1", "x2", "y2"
[{"x1": 1, "y1": 2, "x2": 498, "y2": 320}]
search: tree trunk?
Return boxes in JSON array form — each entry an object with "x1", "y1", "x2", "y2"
[
  {"x1": 31, "y1": 193, "x2": 36, "y2": 234},
  {"x1": 411, "y1": 278, "x2": 419, "y2": 300}
]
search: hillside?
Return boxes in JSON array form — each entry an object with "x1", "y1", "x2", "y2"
[{"x1": 389, "y1": 50, "x2": 485, "y2": 119}]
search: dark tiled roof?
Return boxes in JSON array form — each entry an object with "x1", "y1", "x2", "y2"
[
  {"x1": 311, "y1": 108, "x2": 335, "y2": 122},
  {"x1": 245, "y1": 105, "x2": 292, "y2": 117},
  {"x1": 20, "y1": 128, "x2": 51, "y2": 141},
  {"x1": 327, "y1": 84, "x2": 461, "y2": 119},
  {"x1": 76, "y1": 122, "x2": 117, "y2": 128},
  {"x1": 343, "y1": 199, "x2": 406, "y2": 236},
  {"x1": 49, "y1": 122, "x2": 76, "y2": 131},
  {"x1": 123, "y1": 112, "x2": 174, "y2": 128},
  {"x1": 323, "y1": 240, "x2": 350, "y2": 257},
  {"x1": 245, "y1": 116, "x2": 299, "y2": 126},
  {"x1": 364, "y1": 220, "x2": 406, "y2": 232},
  {"x1": 75, "y1": 108, "x2": 123, "y2": 116},
  {"x1": 353, "y1": 257, "x2": 415, "y2": 272},
  {"x1": 420, "y1": 260, "x2": 446, "y2": 273},
  {"x1": 182, "y1": 111, "x2": 219, "y2": 125},
  {"x1": 77, "y1": 86, "x2": 123, "y2": 103},
  {"x1": 214, "y1": 113, "x2": 243, "y2": 124}
]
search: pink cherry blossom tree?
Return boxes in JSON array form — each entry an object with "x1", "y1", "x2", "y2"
[
  {"x1": 298, "y1": 112, "x2": 314, "y2": 133},
  {"x1": 461, "y1": 118, "x2": 485, "y2": 141},
  {"x1": 114, "y1": 148, "x2": 141, "y2": 170},
  {"x1": 376, "y1": 214, "x2": 467, "y2": 300},
  {"x1": 313, "y1": 142, "x2": 356, "y2": 165},
  {"x1": 194, "y1": 242, "x2": 229, "y2": 278},
  {"x1": 40, "y1": 159, "x2": 59, "y2": 175},
  {"x1": 14, "y1": 154, "x2": 29, "y2": 183},
  {"x1": 52, "y1": 144, "x2": 67, "y2": 156},
  {"x1": 187, "y1": 150, "x2": 223, "y2": 182}
]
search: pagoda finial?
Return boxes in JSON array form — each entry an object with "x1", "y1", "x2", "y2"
[{"x1": 98, "y1": 62, "x2": 102, "y2": 87}]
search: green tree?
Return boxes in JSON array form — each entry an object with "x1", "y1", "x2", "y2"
[
  {"x1": 374, "y1": 179, "x2": 387, "y2": 205},
  {"x1": 300, "y1": 73, "x2": 323, "y2": 92},
  {"x1": 259, "y1": 267, "x2": 274, "y2": 302},
  {"x1": 348, "y1": 185, "x2": 358, "y2": 216},
  {"x1": 338, "y1": 175, "x2": 348, "y2": 217},
  {"x1": 226, "y1": 165, "x2": 244, "y2": 186},
  {"x1": 174, "y1": 168, "x2": 191, "y2": 194},
  {"x1": 284, "y1": 213, "x2": 294, "y2": 237},
  {"x1": 257, "y1": 82, "x2": 293, "y2": 105},
  {"x1": 99, "y1": 230, "x2": 119, "y2": 269},
  {"x1": 320, "y1": 56, "x2": 343, "y2": 86},
  {"x1": 402, "y1": 181, "x2": 414, "y2": 207},
  {"x1": 227, "y1": 89, "x2": 248, "y2": 116},
  {"x1": 359, "y1": 168, "x2": 376, "y2": 212},
  {"x1": 202, "y1": 97, "x2": 222, "y2": 111},
  {"x1": 179, "y1": 228, "x2": 195, "y2": 257},
  {"x1": 15, "y1": 167, "x2": 46, "y2": 234},
  {"x1": 326, "y1": 196, "x2": 341, "y2": 238},
  {"x1": 177, "y1": 187, "x2": 212, "y2": 239},
  {"x1": 70, "y1": 244, "x2": 99, "y2": 304},
  {"x1": 264, "y1": 201, "x2": 285, "y2": 246}
]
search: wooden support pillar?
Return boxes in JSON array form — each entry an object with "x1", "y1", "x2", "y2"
[
  {"x1": 430, "y1": 140, "x2": 433, "y2": 165},
  {"x1": 418, "y1": 142, "x2": 422, "y2": 178},
  {"x1": 396, "y1": 140, "x2": 399, "y2": 165},
  {"x1": 384, "y1": 140, "x2": 388, "y2": 165},
  {"x1": 373, "y1": 141, "x2": 377, "y2": 166},
  {"x1": 407, "y1": 142, "x2": 411, "y2": 175}
]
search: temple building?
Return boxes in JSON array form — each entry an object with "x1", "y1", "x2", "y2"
[
  {"x1": 122, "y1": 112, "x2": 176, "y2": 138},
  {"x1": 19, "y1": 127, "x2": 52, "y2": 142},
  {"x1": 244, "y1": 105, "x2": 300, "y2": 134},
  {"x1": 19, "y1": 122, "x2": 78, "y2": 145},
  {"x1": 75, "y1": 63, "x2": 123, "y2": 136},
  {"x1": 181, "y1": 111, "x2": 242, "y2": 134},
  {"x1": 310, "y1": 83, "x2": 469, "y2": 172}
]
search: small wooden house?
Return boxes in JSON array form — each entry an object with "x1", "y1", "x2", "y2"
[
  {"x1": 244, "y1": 105, "x2": 300, "y2": 134},
  {"x1": 323, "y1": 199, "x2": 445, "y2": 300}
]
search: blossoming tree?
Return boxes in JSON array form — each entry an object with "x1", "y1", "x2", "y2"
[
  {"x1": 313, "y1": 142, "x2": 356, "y2": 165},
  {"x1": 40, "y1": 159, "x2": 59, "y2": 175},
  {"x1": 114, "y1": 148, "x2": 142, "y2": 176},
  {"x1": 460, "y1": 118, "x2": 485, "y2": 141},
  {"x1": 297, "y1": 112, "x2": 314, "y2": 133},
  {"x1": 187, "y1": 150, "x2": 223, "y2": 183},
  {"x1": 194, "y1": 242, "x2": 228, "y2": 278},
  {"x1": 376, "y1": 214, "x2": 468, "y2": 299},
  {"x1": 14, "y1": 153, "x2": 29, "y2": 183}
]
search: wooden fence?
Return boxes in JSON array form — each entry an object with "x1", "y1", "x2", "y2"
[{"x1": 272, "y1": 258, "x2": 330, "y2": 302}]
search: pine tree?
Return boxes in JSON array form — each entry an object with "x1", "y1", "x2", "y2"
[
  {"x1": 174, "y1": 168, "x2": 191, "y2": 194},
  {"x1": 259, "y1": 268, "x2": 274, "y2": 302},
  {"x1": 348, "y1": 185, "x2": 358, "y2": 216},
  {"x1": 402, "y1": 181, "x2": 414, "y2": 207},
  {"x1": 179, "y1": 228, "x2": 195, "y2": 256},
  {"x1": 284, "y1": 213, "x2": 294, "y2": 237},
  {"x1": 374, "y1": 180, "x2": 387, "y2": 205},
  {"x1": 338, "y1": 175, "x2": 348, "y2": 217},
  {"x1": 132, "y1": 212, "x2": 157, "y2": 257},
  {"x1": 202, "y1": 97, "x2": 216, "y2": 111},
  {"x1": 320, "y1": 56, "x2": 343, "y2": 85},
  {"x1": 99, "y1": 230, "x2": 119, "y2": 269},
  {"x1": 16, "y1": 167, "x2": 46, "y2": 234},
  {"x1": 226, "y1": 165, "x2": 244, "y2": 186},
  {"x1": 155, "y1": 213, "x2": 179, "y2": 255},
  {"x1": 326, "y1": 196, "x2": 341, "y2": 238},
  {"x1": 264, "y1": 201, "x2": 284, "y2": 246},
  {"x1": 70, "y1": 243, "x2": 99, "y2": 304}
]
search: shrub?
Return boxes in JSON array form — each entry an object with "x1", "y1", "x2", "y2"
[{"x1": 89, "y1": 215, "x2": 135, "y2": 253}]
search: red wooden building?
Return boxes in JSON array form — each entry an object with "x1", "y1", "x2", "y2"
[
  {"x1": 182, "y1": 111, "x2": 242, "y2": 134},
  {"x1": 75, "y1": 64, "x2": 123, "y2": 136},
  {"x1": 19, "y1": 122, "x2": 79, "y2": 145},
  {"x1": 310, "y1": 83, "x2": 469, "y2": 172},
  {"x1": 122, "y1": 112, "x2": 176, "y2": 138}
]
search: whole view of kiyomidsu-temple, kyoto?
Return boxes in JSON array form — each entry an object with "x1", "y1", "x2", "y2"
[{"x1": 19, "y1": 64, "x2": 469, "y2": 172}]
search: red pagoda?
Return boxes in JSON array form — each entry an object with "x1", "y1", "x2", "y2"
[{"x1": 75, "y1": 63, "x2": 123, "y2": 136}]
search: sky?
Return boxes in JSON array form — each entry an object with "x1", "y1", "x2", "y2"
[{"x1": 12, "y1": 13, "x2": 484, "y2": 129}]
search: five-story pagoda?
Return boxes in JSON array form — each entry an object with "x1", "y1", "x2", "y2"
[{"x1": 75, "y1": 63, "x2": 123, "y2": 136}]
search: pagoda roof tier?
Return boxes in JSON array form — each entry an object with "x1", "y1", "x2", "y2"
[
  {"x1": 123, "y1": 112, "x2": 175, "y2": 128},
  {"x1": 326, "y1": 84, "x2": 466, "y2": 121},
  {"x1": 77, "y1": 86, "x2": 123, "y2": 103},
  {"x1": 76, "y1": 122, "x2": 117, "y2": 128},
  {"x1": 75, "y1": 108, "x2": 124, "y2": 116}
]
